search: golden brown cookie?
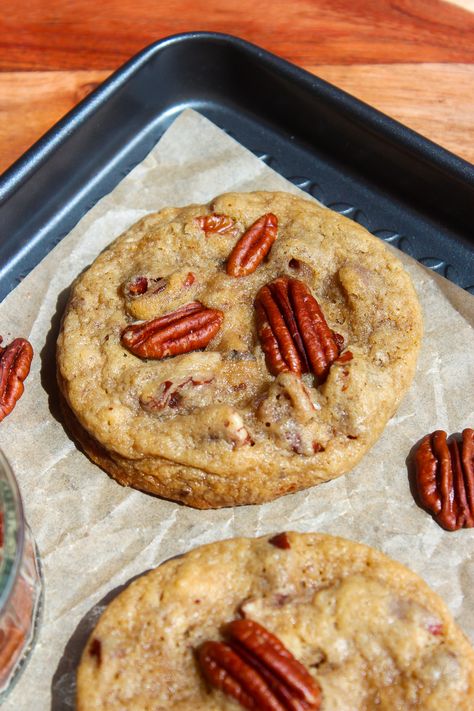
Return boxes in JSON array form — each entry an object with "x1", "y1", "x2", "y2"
[
  {"x1": 77, "y1": 532, "x2": 474, "y2": 710},
  {"x1": 57, "y1": 191, "x2": 422, "y2": 507}
]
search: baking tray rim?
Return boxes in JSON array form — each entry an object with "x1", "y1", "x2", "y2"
[{"x1": 1, "y1": 30, "x2": 473, "y2": 205}]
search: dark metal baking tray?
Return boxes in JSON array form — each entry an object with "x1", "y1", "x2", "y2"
[{"x1": 0, "y1": 32, "x2": 473, "y2": 303}]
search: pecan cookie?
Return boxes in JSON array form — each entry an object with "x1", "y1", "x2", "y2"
[
  {"x1": 57, "y1": 191, "x2": 422, "y2": 507},
  {"x1": 77, "y1": 532, "x2": 474, "y2": 710}
]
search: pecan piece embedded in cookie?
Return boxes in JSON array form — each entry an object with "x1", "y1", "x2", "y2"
[
  {"x1": 124, "y1": 268, "x2": 202, "y2": 320},
  {"x1": 257, "y1": 373, "x2": 329, "y2": 456},
  {"x1": 268, "y1": 532, "x2": 291, "y2": 549},
  {"x1": 140, "y1": 375, "x2": 215, "y2": 414},
  {"x1": 123, "y1": 275, "x2": 167, "y2": 298},
  {"x1": 196, "y1": 213, "x2": 235, "y2": 235},
  {"x1": 203, "y1": 405, "x2": 254, "y2": 449}
]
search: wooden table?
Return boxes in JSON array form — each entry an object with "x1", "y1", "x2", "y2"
[{"x1": 1, "y1": 0, "x2": 473, "y2": 175}]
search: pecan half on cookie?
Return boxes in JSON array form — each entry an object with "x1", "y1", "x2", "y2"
[
  {"x1": 227, "y1": 213, "x2": 278, "y2": 277},
  {"x1": 255, "y1": 276, "x2": 340, "y2": 382},
  {"x1": 121, "y1": 301, "x2": 223, "y2": 359},
  {"x1": 198, "y1": 619, "x2": 321, "y2": 711},
  {"x1": 414, "y1": 429, "x2": 474, "y2": 531}
]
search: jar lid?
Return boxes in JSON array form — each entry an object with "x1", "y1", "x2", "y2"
[{"x1": 0, "y1": 449, "x2": 25, "y2": 613}]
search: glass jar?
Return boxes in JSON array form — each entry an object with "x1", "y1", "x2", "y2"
[{"x1": 0, "y1": 449, "x2": 42, "y2": 700}]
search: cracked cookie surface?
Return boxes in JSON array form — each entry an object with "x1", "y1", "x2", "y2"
[
  {"x1": 76, "y1": 532, "x2": 474, "y2": 710},
  {"x1": 57, "y1": 191, "x2": 422, "y2": 507}
]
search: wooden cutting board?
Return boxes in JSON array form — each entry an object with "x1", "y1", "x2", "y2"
[{"x1": 0, "y1": 0, "x2": 473, "y2": 173}]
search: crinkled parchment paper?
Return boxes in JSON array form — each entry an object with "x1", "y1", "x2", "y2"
[{"x1": 0, "y1": 110, "x2": 473, "y2": 710}]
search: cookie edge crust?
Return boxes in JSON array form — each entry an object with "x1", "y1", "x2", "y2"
[{"x1": 58, "y1": 385, "x2": 400, "y2": 509}]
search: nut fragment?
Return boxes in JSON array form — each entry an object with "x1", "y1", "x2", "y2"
[
  {"x1": 255, "y1": 276, "x2": 340, "y2": 382},
  {"x1": 268, "y1": 532, "x2": 291, "y2": 549},
  {"x1": 89, "y1": 638, "x2": 102, "y2": 666},
  {"x1": 183, "y1": 272, "x2": 196, "y2": 287},
  {"x1": 123, "y1": 275, "x2": 166, "y2": 298},
  {"x1": 140, "y1": 376, "x2": 214, "y2": 412},
  {"x1": 196, "y1": 213, "x2": 235, "y2": 235},
  {"x1": 205, "y1": 407, "x2": 254, "y2": 449},
  {"x1": 121, "y1": 302, "x2": 223, "y2": 359},
  {"x1": 127, "y1": 276, "x2": 148, "y2": 295},
  {"x1": 332, "y1": 331, "x2": 345, "y2": 352},
  {"x1": 257, "y1": 373, "x2": 327, "y2": 456},
  {"x1": 227, "y1": 214, "x2": 278, "y2": 277},
  {"x1": 336, "y1": 350, "x2": 353, "y2": 364},
  {"x1": 198, "y1": 619, "x2": 321, "y2": 711},
  {"x1": 414, "y1": 429, "x2": 474, "y2": 531},
  {"x1": 0, "y1": 337, "x2": 33, "y2": 422}
]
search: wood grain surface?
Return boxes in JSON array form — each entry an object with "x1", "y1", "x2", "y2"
[
  {"x1": 2, "y1": 0, "x2": 474, "y2": 69},
  {"x1": 0, "y1": 0, "x2": 473, "y2": 174}
]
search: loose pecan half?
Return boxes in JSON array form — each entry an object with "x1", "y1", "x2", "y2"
[
  {"x1": 414, "y1": 429, "x2": 474, "y2": 531},
  {"x1": 0, "y1": 337, "x2": 33, "y2": 422},
  {"x1": 196, "y1": 213, "x2": 235, "y2": 235},
  {"x1": 227, "y1": 214, "x2": 278, "y2": 277},
  {"x1": 198, "y1": 619, "x2": 321, "y2": 711},
  {"x1": 255, "y1": 276, "x2": 340, "y2": 382},
  {"x1": 121, "y1": 302, "x2": 223, "y2": 359}
]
